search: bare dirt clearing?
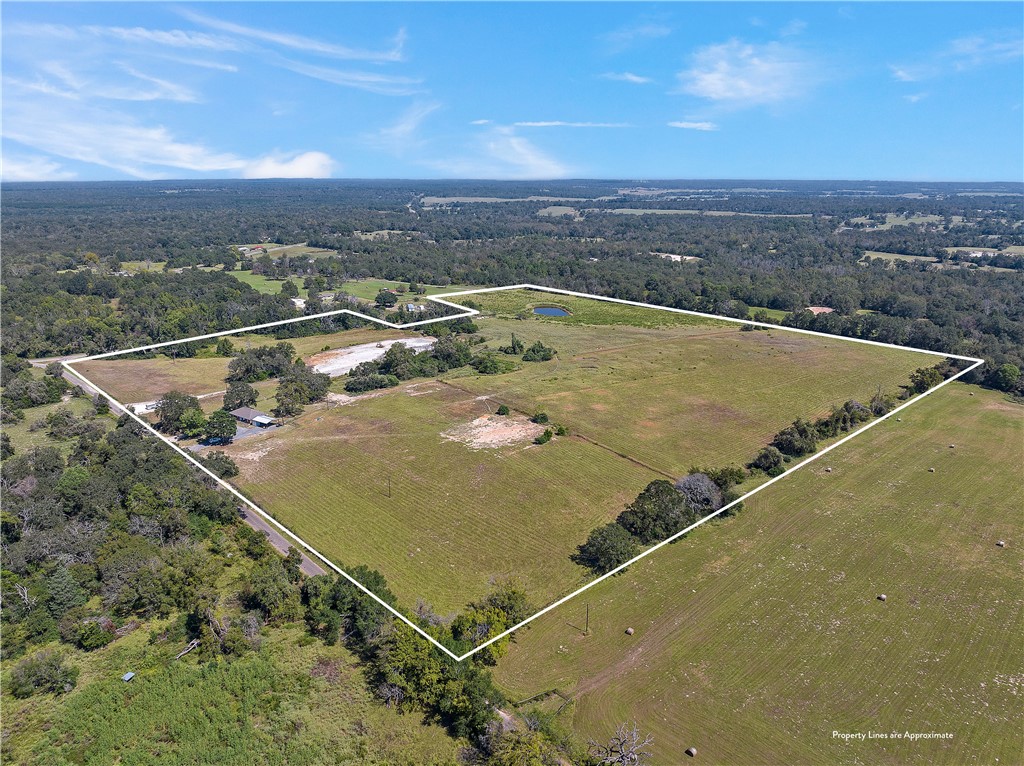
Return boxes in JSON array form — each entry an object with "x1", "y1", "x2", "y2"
[
  {"x1": 308, "y1": 337, "x2": 435, "y2": 377},
  {"x1": 441, "y1": 414, "x2": 546, "y2": 449}
]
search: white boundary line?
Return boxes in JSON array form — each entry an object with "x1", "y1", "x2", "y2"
[{"x1": 64, "y1": 284, "x2": 983, "y2": 661}]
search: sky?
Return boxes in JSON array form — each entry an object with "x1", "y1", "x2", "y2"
[{"x1": 2, "y1": 2, "x2": 1021, "y2": 182}]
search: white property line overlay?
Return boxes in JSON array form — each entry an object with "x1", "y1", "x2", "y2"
[{"x1": 64, "y1": 284, "x2": 984, "y2": 662}]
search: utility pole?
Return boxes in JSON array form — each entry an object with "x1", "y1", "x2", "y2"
[
  {"x1": 387, "y1": 474, "x2": 392, "y2": 498},
  {"x1": 585, "y1": 603, "x2": 590, "y2": 635}
]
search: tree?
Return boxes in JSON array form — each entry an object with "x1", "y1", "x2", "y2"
[
  {"x1": 499, "y1": 334, "x2": 525, "y2": 355},
  {"x1": 178, "y1": 408, "x2": 207, "y2": 439},
  {"x1": 154, "y1": 391, "x2": 201, "y2": 433},
  {"x1": 1, "y1": 432, "x2": 13, "y2": 460},
  {"x1": 44, "y1": 361, "x2": 65, "y2": 378},
  {"x1": 573, "y1": 523, "x2": 637, "y2": 574},
  {"x1": 522, "y1": 341, "x2": 556, "y2": 362},
  {"x1": 222, "y1": 381, "x2": 258, "y2": 412},
  {"x1": 199, "y1": 451, "x2": 239, "y2": 478},
  {"x1": 989, "y1": 363, "x2": 1021, "y2": 392},
  {"x1": 617, "y1": 480, "x2": 694, "y2": 544},
  {"x1": 674, "y1": 473, "x2": 724, "y2": 514},
  {"x1": 375, "y1": 289, "x2": 398, "y2": 308},
  {"x1": 589, "y1": 722, "x2": 654, "y2": 765},
  {"x1": 771, "y1": 418, "x2": 818, "y2": 457},
  {"x1": 215, "y1": 337, "x2": 235, "y2": 357},
  {"x1": 496, "y1": 405, "x2": 510, "y2": 416},
  {"x1": 280, "y1": 279, "x2": 299, "y2": 298},
  {"x1": 908, "y1": 366, "x2": 944, "y2": 394},
  {"x1": 45, "y1": 566, "x2": 86, "y2": 619},
  {"x1": 204, "y1": 410, "x2": 237, "y2": 444},
  {"x1": 748, "y1": 446, "x2": 784, "y2": 476}
]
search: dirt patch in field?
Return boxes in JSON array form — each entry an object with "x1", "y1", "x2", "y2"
[{"x1": 441, "y1": 414, "x2": 546, "y2": 450}]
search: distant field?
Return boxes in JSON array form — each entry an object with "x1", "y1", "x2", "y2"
[
  {"x1": 228, "y1": 270, "x2": 308, "y2": 297},
  {"x1": 851, "y1": 214, "x2": 966, "y2": 231},
  {"x1": 1, "y1": 396, "x2": 108, "y2": 456},
  {"x1": 587, "y1": 208, "x2": 812, "y2": 218},
  {"x1": 337, "y1": 278, "x2": 482, "y2": 302},
  {"x1": 748, "y1": 305, "x2": 789, "y2": 321},
  {"x1": 861, "y1": 250, "x2": 938, "y2": 263},
  {"x1": 493, "y1": 384, "x2": 1023, "y2": 765}
]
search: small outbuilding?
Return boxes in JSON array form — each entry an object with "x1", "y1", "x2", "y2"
[
  {"x1": 230, "y1": 407, "x2": 275, "y2": 428},
  {"x1": 122, "y1": 672, "x2": 135, "y2": 682}
]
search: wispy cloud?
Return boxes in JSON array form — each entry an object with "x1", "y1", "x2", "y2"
[
  {"x1": 602, "y1": 22, "x2": 671, "y2": 52},
  {"x1": 678, "y1": 39, "x2": 816, "y2": 106},
  {"x1": 14, "y1": 61, "x2": 200, "y2": 103},
  {"x1": 370, "y1": 101, "x2": 442, "y2": 154},
  {"x1": 600, "y1": 72, "x2": 652, "y2": 84},
  {"x1": 430, "y1": 126, "x2": 569, "y2": 179},
  {"x1": 903, "y1": 93, "x2": 928, "y2": 104},
  {"x1": 3, "y1": 99, "x2": 335, "y2": 179},
  {"x1": 85, "y1": 25, "x2": 238, "y2": 50},
  {"x1": 280, "y1": 59, "x2": 422, "y2": 96},
  {"x1": 890, "y1": 31, "x2": 1023, "y2": 82},
  {"x1": 469, "y1": 119, "x2": 492, "y2": 125},
  {"x1": 181, "y1": 9, "x2": 406, "y2": 62},
  {"x1": 513, "y1": 121, "x2": 631, "y2": 128},
  {"x1": 668, "y1": 121, "x2": 718, "y2": 131},
  {"x1": 779, "y1": 19, "x2": 807, "y2": 37},
  {"x1": 1, "y1": 154, "x2": 76, "y2": 182}
]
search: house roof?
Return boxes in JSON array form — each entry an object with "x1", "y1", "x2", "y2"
[
  {"x1": 807, "y1": 306, "x2": 835, "y2": 315},
  {"x1": 230, "y1": 407, "x2": 270, "y2": 420}
]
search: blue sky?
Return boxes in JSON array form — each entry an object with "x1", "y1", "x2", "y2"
[{"x1": 3, "y1": 2, "x2": 1021, "y2": 182}]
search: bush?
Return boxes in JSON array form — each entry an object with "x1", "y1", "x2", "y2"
[
  {"x1": 771, "y1": 418, "x2": 818, "y2": 457},
  {"x1": 530, "y1": 412, "x2": 549, "y2": 424},
  {"x1": 534, "y1": 429, "x2": 553, "y2": 445},
  {"x1": 573, "y1": 523, "x2": 637, "y2": 574},
  {"x1": 8, "y1": 650, "x2": 79, "y2": 698},
  {"x1": 77, "y1": 620, "x2": 115, "y2": 651},
  {"x1": 200, "y1": 451, "x2": 240, "y2": 478},
  {"x1": 748, "y1": 446, "x2": 784, "y2": 475},
  {"x1": 496, "y1": 405, "x2": 510, "y2": 416},
  {"x1": 345, "y1": 373, "x2": 399, "y2": 393},
  {"x1": 674, "y1": 473, "x2": 724, "y2": 514},
  {"x1": 522, "y1": 341, "x2": 556, "y2": 362},
  {"x1": 617, "y1": 480, "x2": 695, "y2": 544}
]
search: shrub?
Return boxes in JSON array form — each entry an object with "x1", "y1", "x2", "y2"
[
  {"x1": 617, "y1": 480, "x2": 695, "y2": 544},
  {"x1": 771, "y1": 418, "x2": 818, "y2": 457},
  {"x1": 573, "y1": 523, "x2": 637, "y2": 574},
  {"x1": 522, "y1": 341, "x2": 556, "y2": 362},
  {"x1": 8, "y1": 650, "x2": 79, "y2": 698},
  {"x1": 200, "y1": 451, "x2": 240, "y2": 478},
  {"x1": 534, "y1": 429, "x2": 553, "y2": 445},
  {"x1": 530, "y1": 412, "x2": 549, "y2": 424},
  {"x1": 748, "y1": 446, "x2": 784, "y2": 475},
  {"x1": 496, "y1": 405, "x2": 510, "y2": 416},
  {"x1": 674, "y1": 473, "x2": 724, "y2": 514},
  {"x1": 345, "y1": 373, "x2": 399, "y2": 393}
]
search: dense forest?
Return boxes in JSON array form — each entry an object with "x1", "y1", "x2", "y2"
[{"x1": 2, "y1": 180, "x2": 1023, "y2": 388}]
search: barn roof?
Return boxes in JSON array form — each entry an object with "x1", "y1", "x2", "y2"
[{"x1": 230, "y1": 407, "x2": 270, "y2": 421}]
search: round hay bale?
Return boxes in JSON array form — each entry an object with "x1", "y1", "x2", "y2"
[
  {"x1": 825, "y1": 467, "x2": 832, "y2": 473},
  {"x1": 896, "y1": 417, "x2": 902, "y2": 422},
  {"x1": 928, "y1": 468, "x2": 935, "y2": 473},
  {"x1": 686, "y1": 747, "x2": 697, "y2": 757},
  {"x1": 625, "y1": 627, "x2": 635, "y2": 636},
  {"x1": 949, "y1": 444, "x2": 956, "y2": 449},
  {"x1": 877, "y1": 594, "x2": 887, "y2": 602},
  {"x1": 997, "y1": 540, "x2": 1006, "y2": 548}
]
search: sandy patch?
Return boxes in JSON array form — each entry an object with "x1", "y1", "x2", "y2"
[
  {"x1": 325, "y1": 390, "x2": 390, "y2": 407},
  {"x1": 308, "y1": 337, "x2": 435, "y2": 377},
  {"x1": 441, "y1": 414, "x2": 546, "y2": 450},
  {"x1": 233, "y1": 445, "x2": 274, "y2": 462}
]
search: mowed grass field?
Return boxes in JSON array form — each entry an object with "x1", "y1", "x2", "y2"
[
  {"x1": 71, "y1": 327, "x2": 418, "y2": 405},
  {"x1": 492, "y1": 384, "x2": 1023, "y2": 765},
  {"x1": 217, "y1": 383, "x2": 659, "y2": 615},
  {"x1": 446, "y1": 289, "x2": 938, "y2": 476}
]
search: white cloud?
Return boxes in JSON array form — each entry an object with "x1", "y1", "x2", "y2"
[
  {"x1": 242, "y1": 152, "x2": 335, "y2": 178},
  {"x1": 280, "y1": 59, "x2": 422, "y2": 96},
  {"x1": 600, "y1": 72, "x2": 652, "y2": 84},
  {"x1": 513, "y1": 121, "x2": 631, "y2": 128},
  {"x1": 904, "y1": 93, "x2": 928, "y2": 104},
  {"x1": 1, "y1": 154, "x2": 76, "y2": 181},
  {"x1": 430, "y1": 127, "x2": 569, "y2": 179},
  {"x1": 469, "y1": 119, "x2": 492, "y2": 125},
  {"x1": 371, "y1": 101, "x2": 442, "y2": 154},
  {"x1": 890, "y1": 31, "x2": 1022, "y2": 82},
  {"x1": 16, "y1": 61, "x2": 199, "y2": 103},
  {"x1": 678, "y1": 39, "x2": 815, "y2": 105},
  {"x1": 779, "y1": 19, "x2": 807, "y2": 37},
  {"x1": 181, "y1": 9, "x2": 405, "y2": 62},
  {"x1": 668, "y1": 121, "x2": 718, "y2": 131},
  {"x1": 603, "y1": 22, "x2": 671, "y2": 52}
]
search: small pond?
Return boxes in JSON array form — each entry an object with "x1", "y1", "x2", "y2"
[{"x1": 533, "y1": 306, "x2": 571, "y2": 317}]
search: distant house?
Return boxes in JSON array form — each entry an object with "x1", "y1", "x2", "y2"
[
  {"x1": 405, "y1": 303, "x2": 426, "y2": 312},
  {"x1": 806, "y1": 306, "x2": 835, "y2": 315},
  {"x1": 230, "y1": 407, "x2": 275, "y2": 428}
]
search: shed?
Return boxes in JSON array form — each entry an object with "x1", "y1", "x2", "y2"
[
  {"x1": 230, "y1": 407, "x2": 275, "y2": 427},
  {"x1": 122, "y1": 672, "x2": 135, "y2": 682}
]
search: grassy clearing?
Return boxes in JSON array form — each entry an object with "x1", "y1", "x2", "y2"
[
  {"x1": 862, "y1": 251, "x2": 938, "y2": 263},
  {"x1": 218, "y1": 384, "x2": 658, "y2": 614},
  {"x1": 492, "y1": 384, "x2": 1023, "y2": 765},
  {"x1": 1, "y1": 397, "x2": 108, "y2": 456},
  {"x1": 337, "y1": 278, "x2": 482, "y2": 302},
  {"x1": 448, "y1": 290, "x2": 936, "y2": 476},
  {"x1": 119, "y1": 260, "x2": 168, "y2": 273},
  {"x1": 228, "y1": 270, "x2": 308, "y2": 297},
  {"x1": 851, "y1": 214, "x2": 966, "y2": 231},
  {"x1": 71, "y1": 328, "x2": 417, "y2": 405},
  {"x1": 748, "y1": 305, "x2": 789, "y2": 321}
]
